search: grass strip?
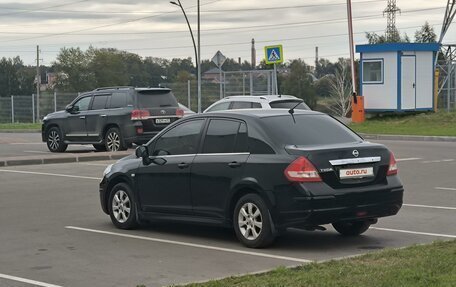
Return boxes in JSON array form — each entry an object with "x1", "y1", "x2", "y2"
[
  {"x1": 350, "y1": 111, "x2": 456, "y2": 136},
  {"x1": 174, "y1": 240, "x2": 455, "y2": 287}
]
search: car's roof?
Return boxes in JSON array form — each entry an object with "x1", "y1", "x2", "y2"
[
  {"x1": 217, "y1": 95, "x2": 301, "y2": 102},
  {"x1": 186, "y1": 109, "x2": 323, "y2": 120}
]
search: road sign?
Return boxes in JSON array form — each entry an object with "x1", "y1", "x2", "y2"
[
  {"x1": 264, "y1": 45, "x2": 283, "y2": 64},
  {"x1": 212, "y1": 50, "x2": 226, "y2": 68}
]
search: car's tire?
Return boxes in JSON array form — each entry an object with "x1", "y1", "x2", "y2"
[
  {"x1": 93, "y1": 144, "x2": 107, "y2": 152},
  {"x1": 46, "y1": 127, "x2": 68, "y2": 153},
  {"x1": 332, "y1": 220, "x2": 371, "y2": 236},
  {"x1": 108, "y1": 183, "x2": 138, "y2": 229},
  {"x1": 104, "y1": 127, "x2": 127, "y2": 152},
  {"x1": 233, "y1": 194, "x2": 276, "y2": 248}
]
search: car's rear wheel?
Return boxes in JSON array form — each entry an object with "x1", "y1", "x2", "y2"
[
  {"x1": 46, "y1": 127, "x2": 67, "y2": 153},
  {"x1": 93, "y1": 144, "x2": 107, "y2": 151},
  {"x1": 105, "y1": 127, "x2": 127, "y2": 152},
  {"x1": 233, "y1": 194, "x2": 276, "y2": 248},
  {"x1": 108, "y1": 183, "x2": 138, "y2": 229},
  {"x1": 332, "y1": 220, "x2": 371, "y2": 236}
]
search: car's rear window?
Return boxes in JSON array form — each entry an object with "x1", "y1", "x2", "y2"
[
  {"x1": 137, "y1": 90, "x2": 178, "y2": 108},
  {"x1": 269, "y1": 100, "x2": 310, "y2": 110},
  {"x1": 263, "y1": 114, "x2": 361, "y2": 146}
]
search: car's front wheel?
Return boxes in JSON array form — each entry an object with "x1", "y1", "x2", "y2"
[
  {"x1": 233, "y1": 194, "x2": 276, "y2": 248},
  {"x1": 105, "y1": 127, "x2": 127, "y2": 152},
  {"x1": 46, "y1": 127, "x2": 68, "y2": 152},
  {"x1": 332, "y1": 220, "x2": 371, "y2": 236},
  {"x1": 108, "y1": 183, "x2": 138, "y2": 229}
]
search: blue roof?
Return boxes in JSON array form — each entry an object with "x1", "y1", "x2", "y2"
[{"x1": 356, "y1": 43, "x2": 440, "y2": 53}]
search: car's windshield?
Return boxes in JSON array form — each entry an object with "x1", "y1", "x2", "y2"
[
  {"x1": 137, "y1": 90, "x2": 178, "y2": 108},
  {"x1": 263, "y1": 114, "x2": 361, "y2": 147}
]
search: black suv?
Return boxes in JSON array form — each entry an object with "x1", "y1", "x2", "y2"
[
  {"x1": 100, "y1": 109, "x2": 404, "y2": 248},
  {"x1": 42, "y1": 87, "x2": 183, "y2": 152}
]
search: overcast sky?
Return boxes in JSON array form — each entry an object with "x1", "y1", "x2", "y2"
[{"x1": 0, "y1": 0, "x2": 453, "y2": 66}]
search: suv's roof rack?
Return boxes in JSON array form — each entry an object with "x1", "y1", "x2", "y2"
[{"x1": 94, "y1": 86, "x2": 134, "y2": 91}]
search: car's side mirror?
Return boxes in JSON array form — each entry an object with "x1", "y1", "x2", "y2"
[
  {"x1": 65, "y1": 105, "x2": 73, "y2": 113},
  {"x1": 135, "y1": 145, "x2": 148, "y2": 158}
]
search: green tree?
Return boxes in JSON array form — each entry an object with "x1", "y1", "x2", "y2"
[
  {"x1": 415, "y1": 22, "x2": 437, "y2": 43},
  {"x1": 366, "y1": 28, "x2": 410, "y2": 44},
  {"x1": 279, "y1": 59, "x2": 317, "y2": 109},
  {"x1": 53, "y1": 47, "x2": 95, "y2": 92}
]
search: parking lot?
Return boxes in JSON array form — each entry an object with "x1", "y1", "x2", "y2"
[{"x1": 0, "y1": 139, "x2": 455, "y2": 287}]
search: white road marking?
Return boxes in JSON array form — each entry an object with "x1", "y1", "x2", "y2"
[
  {"x1": 435, "y1": 187, "x2": 456, "y2": 191},
  {"x1": 396, "y1": 158, "x2": 421, "y2": 162},
  {"x1": 371, "y1": 227, "x2": 456, "y2": 238},
  {"x1": 65, "y1": 226, "x2": 312, "y2": 264},
  {"x1": 403, "y1": 203, "x2": 456, "y2": 211},
  {"x1": 0, "y1": 273, "x2": 62, "y2": 287},
  {"x1": 0, "y1": 169, "x2": 101, "y2": 180},
  {"x1": 422, "y1": 159, "x2": 455, "y2": 163}
]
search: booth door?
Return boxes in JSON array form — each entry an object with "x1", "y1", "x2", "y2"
[{"x1": 401, "y1": 56, "x2": 416, "y2": 110}]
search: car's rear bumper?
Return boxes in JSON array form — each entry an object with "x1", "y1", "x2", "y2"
[{"x1": 275, "y1": 177, "x2": 404, "y2": 228}]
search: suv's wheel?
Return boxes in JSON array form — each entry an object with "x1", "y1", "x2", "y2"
[
  {"x1": 332, "y1": 220, "x2": 371, "y2": 236},
  {"x1": 93, "y1": 144, "x2": 107, "y2": 152},
  {"x1": 105, "y1": 127, "x2": 127, "y2": 152},
  {"x1": 108, "y1": 183, "x2": 138, "y2": 229},
  {"x1": 233, "y1": 194, "x2": 276, "y2": 248},
  {"x1": 46, "y1": 127, "x2": 68, "y2": 152}
]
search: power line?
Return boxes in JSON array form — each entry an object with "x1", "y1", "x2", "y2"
[{"x1": 0, "y1": 0, "x2": 89, "y2": 17}]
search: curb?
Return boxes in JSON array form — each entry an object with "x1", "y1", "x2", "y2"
[
  {"x1": 0, "y1": 151, "x2": 132, "y2": 167},
  {"x1": 360, "y1": 133, "x2": 456, "y2": 142},
  {"x1": 0, "y1": 129, "x2": 41, "y2": 133}
]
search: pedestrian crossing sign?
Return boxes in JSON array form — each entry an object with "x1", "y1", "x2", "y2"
[{"x1": 265, "y1": 45, "x2": 283, "y2": 64}]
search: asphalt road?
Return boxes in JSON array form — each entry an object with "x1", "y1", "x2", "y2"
[{"x1": 0, "y1": 139, "x2": 455, "y2": 287}]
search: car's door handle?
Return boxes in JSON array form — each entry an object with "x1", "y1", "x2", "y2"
[
  {"x1": 228, "y1": 161, "x2": 241, "y2": 168},
  {"x1": 79, "y1": 116, "x2": 86, "y2": 119},
  {"x1": 178, "y1": 162, "x2": 190, "y2": 169},
  {"x1": 100, "y1": 115, "x2": 107, "y2": 117}
]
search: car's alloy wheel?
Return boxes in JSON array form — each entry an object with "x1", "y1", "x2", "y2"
[
  {"x1": 238, "y1": 202, "x2": 263, "y2": 241},
  {"x1": 108, "y1": 183, "x2": 138, "y2": 229},
  {"x1": 105, "y1": 127, "x2": 127, "y2": 152},
  {"x1": 46, "y1": 127, "x2": 67, "y2": 152},
  {"x1": 112, "y1": 189, "x2": 131, "y2": 223},
  {"x1": 233, "y1": 194, "x2": 276, "y2": 248}
]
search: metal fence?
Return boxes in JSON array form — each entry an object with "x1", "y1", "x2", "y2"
[
  {"x1": 437, "y1": 60, "x2": 456, "y2": 111},
  {"x1": 0, "y1": 70, "x2": 278, "y2": 123},
  {"x1": 0, "y1": 92, "x2": 79, "y2": 123}
]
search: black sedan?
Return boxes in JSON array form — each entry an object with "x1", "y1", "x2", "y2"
[{"x1": 99, "y1": 109, "x2": 403, "y2": 248}]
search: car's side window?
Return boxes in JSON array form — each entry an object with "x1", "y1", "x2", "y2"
[
  {"x1": 91, "y1": 95, "x2": 110, "y2": 110},
  {"x1": 73, "y1": 96, "x2": 92, "y2": 112},
  {"x1": 231, "y1": 101, "x2": 253, "y2": 110},
  {"x1": 202, "y1": 119, "x2": 242, "y2": 154},
  {"x1": 206, "y1": 102, "x2": 230, "y2": 112},
  {"x1": 251, "y1": 102, "x2": 262, "y2": 108},
  {"x1": 248, "y1": 128, "x2": 275, "y2": 154},
  {"x1": 109, "y1": 92, "x2": 130, "y2": 109},
  {"x1": 234, "y1": 122, "x2": 249, "y2": 153},
  {"x1": 152, "y1": 120, "x2": 204, "y2": 156}
]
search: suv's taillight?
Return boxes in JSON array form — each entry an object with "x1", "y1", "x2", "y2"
[
  {"x1": 131, "y1": 109, "x2": 150, "y2": 120},
  {"x1": 284, "y1": 156, "x2": 322, "y2": 182},
  {"x1": 387, "y1": 152, "x2": 398, "y2": 176},
  {"x1": 176, "y1": 108, "x2": 184, "y2": 117}
]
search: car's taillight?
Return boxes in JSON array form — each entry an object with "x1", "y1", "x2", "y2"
[
  {"x1": 387, "y1": 152, "x2": 398, "y2": 176},
  {"x1": 131, "y1": 109, "x2": 150, "y2": 120},
  {"x1": 284, "y1": 156, "x2": 322, "y2": 182},
  {"x1": 176, "y1": 108, "x2": 184, "y2": 117}
]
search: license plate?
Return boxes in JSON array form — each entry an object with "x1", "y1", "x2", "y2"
[
  {"x1": 155, "y1": 118, "x2": 171, "y2": 124},
  {"x1": 340, "y1": 167, "x2": 374, "y2": 179}
]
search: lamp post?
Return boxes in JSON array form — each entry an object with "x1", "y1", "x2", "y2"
[{"x1": 170, "y1": 0, "x2": 201, "y2": 112}]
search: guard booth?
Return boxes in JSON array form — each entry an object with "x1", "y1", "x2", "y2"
[{"x1": 356, "y1": 43, "x2": 440, "y2": 112}]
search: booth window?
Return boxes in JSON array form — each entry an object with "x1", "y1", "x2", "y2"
[{"x1": 362, "y1": 60, "x2": 383, "y2": 84}]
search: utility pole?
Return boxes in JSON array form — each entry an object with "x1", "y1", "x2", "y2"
[
  {"x1": 383, "y1": 0, "x2": 401, "y2": 42},
  {"x1": 251, "y1": 38, "x2": 256, "y2": 69},
  {"x1": 36, "y1": 45, "x2": 41, "y2": 122},
  {"x1": 315, "y1": 46, "x2": 319, "y2": 68},
  {"x1": 197, "y1": 0, "x2": 202, "y2": 113}
]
